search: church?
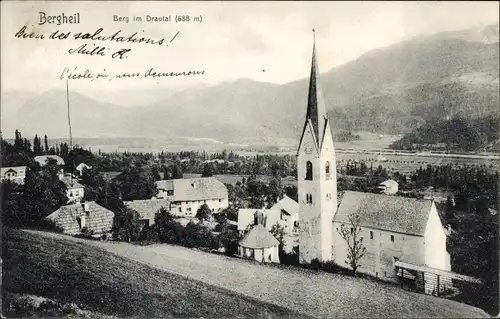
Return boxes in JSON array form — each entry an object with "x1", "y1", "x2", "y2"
[{"x1": 296, "y1": 30, "x2": 451, "y2": 284}]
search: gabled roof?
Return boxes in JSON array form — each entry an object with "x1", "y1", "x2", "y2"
[
  {"x1": 76, "y1": 163, "x2": 91, "y2": 170},
  {"x1": 1, "y1": 166, "x2": 27, "y2": 175},
  {"x1": 46, "y1": 201, "x2": 114, "y2": 235},
  {"x1": 334, "y1": 191, "x2": 433, "y2": 236},
  {"x1": 239, "y1": 224, "x2": 279, "y2": 249},
  {"x1": 270, "y1": 195, "x2": 298, "y2": 216},
  {"x1": 155, "y1": 177, "x2": 227, "y2": 202},
  {"x1": 379, "y1": 179, "x2": 399, "y2": 187},
  {"x1": 60, "y1": 176, "x2": 84, "y2": 189},
  {"x1": 124, "y1": 198, "x2": 170, "y2": 221},
  {"x1": 34, "y1": 155, "x2": 65, "y2": 166},
  {"x1": 237, "y1": 209, "x2": 280, "y2": 231}
]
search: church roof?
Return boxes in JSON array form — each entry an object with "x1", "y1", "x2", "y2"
[
  {"x1": 334, "y1": 191, "x2": 434, "y2": 236},
  {"x1": 239, "y1": 224, "x2": 279, "y2": 249},
  {"x1": 297, "y1": 30, "x2": 332, "y2": 155},
  {"x1": 306, "y1": 30, "x2": 327, "y2": 148}
]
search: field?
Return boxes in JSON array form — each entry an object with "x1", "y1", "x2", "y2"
[
  {"x1": 1, "y1": 228, "x2": 300, "y2": 318},
  {"x1": 4, "y1": 229, "x2": 489, "y2": 318}
]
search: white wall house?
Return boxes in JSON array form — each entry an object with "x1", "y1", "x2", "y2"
[
  {"x1": 270, "y1": 195, "x2": 299, "y2": 234},
  {"x1": 1, "y1": 166, "x2": 27, "y2": 184},
  {"x1": 332, "y1": 191, "x2": 451, "y2": 283},
  {"x1": 60, "y1": 175, "x2": 85, "y2": 203},
  {"x1": 155, "y1": 177, "x2": 228, "y2": 217},
  {"x1": 239, "y1": 222, "x2": 280, "y2": 263},
  {"x1": 377, "y1": 179, "x2": 399, "y2": 195},
  {"x1": 35, "y1": 155, "x2": 65, "y2": 177},
  {"x1": 76, "y1": 163, "x2": 91, "y2": 176}
]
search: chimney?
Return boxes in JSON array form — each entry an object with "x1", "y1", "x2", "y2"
[{"x1": 81, "y1": 202, "x2": 90, "y2": 213}]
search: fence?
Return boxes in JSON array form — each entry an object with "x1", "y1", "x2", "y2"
[{"x1": 394, "y1": 260, "x2": 483, "y2": 299}]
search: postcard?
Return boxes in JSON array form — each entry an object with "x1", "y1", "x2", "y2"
[{"x1": 1, "y1": 1, "x2": 499, "y2": 318}]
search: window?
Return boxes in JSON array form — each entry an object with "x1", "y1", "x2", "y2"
[
  {"x1": 178, "y1": 207, "x2": 182, "y2": 212},
  {"x1": 370, "y1": 231, "x2": 373, "y2": 240},
  {"x1": 325, "y1": 161, "x2": 331, "y2": 180},
  {"x1": 187, "y1": 207, "x2": 192, "y2": 212},
  {"x1": 204, "y1": 200, "x2": 207, "y2": 204},
  {"x1": 350, "y1": 227, "x2": 354, "y2": 234},
  {"x1": 69, "y1": 191, "x2": 73, "y2": 197},
  {"x1": 391, "y1": 235, "x2": 394, "y2": 242},
  {"x1": 305, "y1": 161, "x2": 313, "y2": 180},
  {"x1": 218, "y1": 199, "x2": 222, "y2": 202},
  {"x1": 185, "y1": 202, "x2": 188, "y2": 204},
  {"x1": 306, "y1": 194, "x2": 313, "y2": 204}
]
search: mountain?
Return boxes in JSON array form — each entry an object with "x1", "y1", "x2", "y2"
[
  {"x1": 6, "y1": 90, "x2": 132, "y2": 138},
  {"x1": 2, "y1": 24, "x2": 498, "y2": 146}
]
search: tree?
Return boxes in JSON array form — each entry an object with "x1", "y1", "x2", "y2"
[
  {"x1": 270, "y1": 222, "x2": 285, "y2": 250},
  {"x1": 154, "y1": 208, "x2": 184, "y2": 244},
  {"x1": 44, "y1": 134, "x2": 49, "y2": 154},
  {"x1": 112, "y1": 207, "x2": 142, "y2": 242},
  {"x1": 170, "y1": 164, "x2": 183, "y2": 179},
  {"x1": 336, "y1": 213, "x2": 366, "y2": 276},
  {"x1": 268, "y1": 175, "x2": 284, "y2": 207},
  {"x1": 196, "y1": 204, "x2": 212, "y2": 221},
  {"x1": 33, "y1": 134, "x2": 43, "y2": 155},
  {"x1": 114, "y1": 166, "x2": 157, "y2": 201},
  {"x1": 201, "y1": 163, "x2": 214, "y2": 177},
  {"x1": 219, "y1": 223, "x2": 241, "y2": 255}
]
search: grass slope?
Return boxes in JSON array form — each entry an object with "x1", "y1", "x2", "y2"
[{"x1": 1, "y1": 228, "x2": 302, "y2": 318}]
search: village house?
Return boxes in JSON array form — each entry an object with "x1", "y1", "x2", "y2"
[
  {"x1": 124, "y1": 198, "x2": 170, "y2": 227},
  {"x1": 76, "y1": 163, "x2": 91, "y2": 176},
  {"x1": 1, "y1": 166, "x2": 27, "y2": 184},
  {"x1": 46, "y1": 201, "x2": 114, "y2": 237},
  {"x1": 270, "y1": 195, "x2": 299, "y2": 233},
  {"x1": 238, "y1": 211, "x2": 280, "y2": 263},
  {"x1": 377, "y1": 179, "x2": 399, "y2": 195},
  {"x1": 60, "y1": 175, "x2": 85, "y2": 203},
  {"x1": 34, "y1": 155, "x2": 65, "y2": 176},
  {"x1": 155, "y1": 177, "x2": 228, "y2": 217}
]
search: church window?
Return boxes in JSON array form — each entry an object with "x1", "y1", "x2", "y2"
[
  {"x1": 325, "y1": 161, "x2": 331, "y2": 180},
  {"x1": 391, "y1": 235, "x2": 395, "y2": 242},
  {"x1": 305, "y1": 161, "x2": 313, "y2": 180}
]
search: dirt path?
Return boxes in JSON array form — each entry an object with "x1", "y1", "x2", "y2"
[{"x1": 24, "y1": 230, "x2": 487, "y2": 318}]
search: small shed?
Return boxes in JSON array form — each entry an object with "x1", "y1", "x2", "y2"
[{"x1": 239, "y1": 223, "x2": 280, "y2": 263}]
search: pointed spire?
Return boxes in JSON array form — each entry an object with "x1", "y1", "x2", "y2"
[{"x1": 305, "y1": 29, "x2": 327, "y2": 148}]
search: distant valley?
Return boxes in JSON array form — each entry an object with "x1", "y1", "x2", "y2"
[{"x1": 1, "y1": 24, "x2": 498, "y2": 151}]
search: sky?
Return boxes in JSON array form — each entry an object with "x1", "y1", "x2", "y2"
[{"x1": 1, "y1": 1, "x2": 499, "y2": 94}]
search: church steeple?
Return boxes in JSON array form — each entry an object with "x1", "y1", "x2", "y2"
[{"x1": 305, "y1": 29, "x2": 327, "y2": 149}]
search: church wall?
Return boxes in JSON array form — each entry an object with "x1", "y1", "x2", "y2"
[
  {"x1": 424, "y1": 203, "x2": 451, "y2": 271},
  {"x1": 332, "y1": 222, "x2": 426, "y2": 282}
]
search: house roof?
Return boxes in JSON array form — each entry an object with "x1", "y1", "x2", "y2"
[
  {"x1": 1, "y1": 166, "x2": 26, "y2": 175},
  {"x1": 34, "y1": 155, "x2": 65, "y2": 166},
  {"x1": 270, "y1": 195, "x2": 298, "y2": 216},
  {"x1": 379, "y1": 179, "x2": 399, "y2": 187},
  {"x1": 60, "y1": 176, "x2": 84, "y2": 189},
  {"x1": 124, "y1": 198, "x2": 170, "y2": 221},
  {"x1": 239, "y1": 224, "x2": 279, "y2": 249},
  {"x1": 334, "y1": 191, "x2": 433, "y2": 236},
  {"x1": 237, "y1": 209, "x2": 280, "y2": 231},
  {"x1": 46, "y1": 201, "x2": 114, "y2": 235},
  {"x1": 76, "y1": 163, "x2": 91, "y2": 170},
  {"x1": 155, "y1": 177, "x2": 228, "y2": 202}
]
